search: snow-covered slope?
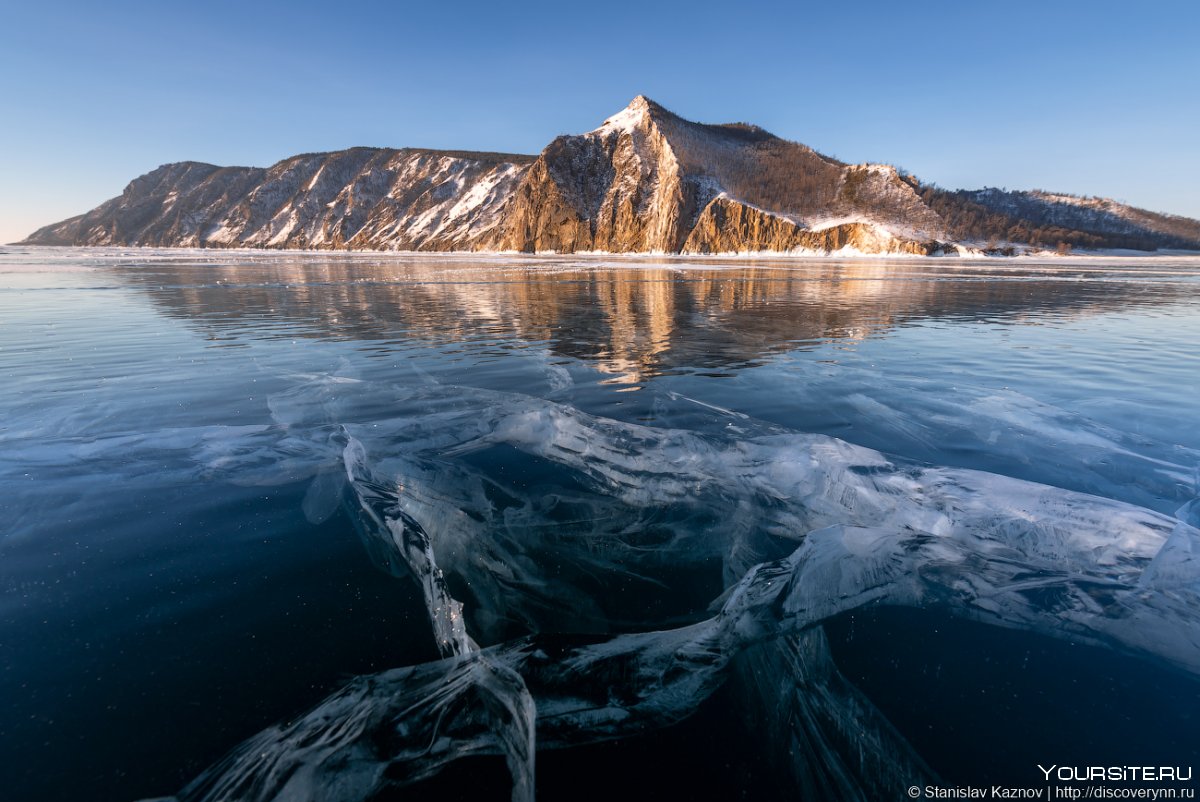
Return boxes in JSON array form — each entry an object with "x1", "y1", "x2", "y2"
[
  {"x1": 23, "y1": 148, "x2": 532, "y2": 251},
  {"x1": 20, "y1": 97, "x2": 1200, "y2": 255}
]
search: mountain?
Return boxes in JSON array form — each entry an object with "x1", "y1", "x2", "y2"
[
  {"x1": 19, "y1": 97, "x2": 1200, "y2": 255},
  {"x1": 920, "y1": 187, "x2": 1200, "y2": 252},
  {"x1": 486, "y1": 96, "x2": 942, "y2": 255},
  {"x1": 23, "y1": 148, "x2": 531, "y2": 250}
]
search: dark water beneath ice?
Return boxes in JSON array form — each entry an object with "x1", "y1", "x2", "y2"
[{"x1": 1, "y1": 248, "x2": 1198, "y2": 801}]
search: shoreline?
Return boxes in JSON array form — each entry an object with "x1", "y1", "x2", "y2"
[{"x1": 5, "y1": 243, "x2": 1200, "y2": 263}]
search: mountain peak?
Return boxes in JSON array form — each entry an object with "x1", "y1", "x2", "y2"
[
  {"x1": 627, "y1": 94, "x2": 657, "y2": 111},
  {"x1": 593, "y1": 95, "x2": 668, "y2": 135}
]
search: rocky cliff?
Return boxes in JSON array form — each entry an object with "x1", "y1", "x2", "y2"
[{"x1": 19, "y1": 97, "x2": 1200, "y2": 255}]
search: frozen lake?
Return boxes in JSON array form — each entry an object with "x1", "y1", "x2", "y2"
[{"x1": 1, "y1": 248, "x2": 1198, "y2": 801}]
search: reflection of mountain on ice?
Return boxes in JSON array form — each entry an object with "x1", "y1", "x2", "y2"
[
  {"x1": 109, "y1": 255, "x2": 1200, "y2": 519},
  {"x1": 134, "y1": 371, "x2": 1200, "y2": 802},
  {"x1": 126, "y1": 256, "x2": 1199, "y2": 386}
]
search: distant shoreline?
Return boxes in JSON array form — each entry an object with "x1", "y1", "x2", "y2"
[{"x1": 5, "y1": 243, "x2": 1200, "y2": 262}]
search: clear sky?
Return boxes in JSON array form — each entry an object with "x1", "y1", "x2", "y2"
[{"x1": 2, "y1": 0, "x2": 1197, "y2": 244}]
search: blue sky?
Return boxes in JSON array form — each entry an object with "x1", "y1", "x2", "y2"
[{"x1": 2, "y1": 0, "x2": 1197, "y2": 244}]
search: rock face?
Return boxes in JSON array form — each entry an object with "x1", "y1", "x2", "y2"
[
  {"x1": 19, "y1": 96, "x2": 1200, "y2": 254},
  {"x1": 682, "y1": 198, "x2": 930, "y2": 255},
  {"x1": 486, "y1": 97, "x2": 706, "y2": 253}
]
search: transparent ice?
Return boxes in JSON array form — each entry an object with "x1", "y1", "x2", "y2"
[{"x1": 123, "y1": 366, "x2": 1200, "y2": 802}]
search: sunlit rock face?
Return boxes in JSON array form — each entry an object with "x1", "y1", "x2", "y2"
[
  {"x1": 681, "y1": 197, "x2": 931, "y2": 255},
  {"x1": 22, "y1": 97, "x2": 1200, "y2": 254}
]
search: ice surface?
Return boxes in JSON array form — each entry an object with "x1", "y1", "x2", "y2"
[
  {"x1": 167, "y1": 654, "x2": 535, "y2": 802},
  {"x1": 132, "y1": 368, "x2": 1200, "y2": 801},
  {"x1": 731, "y1": 632, "x2": 937, "y2": 799}
]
